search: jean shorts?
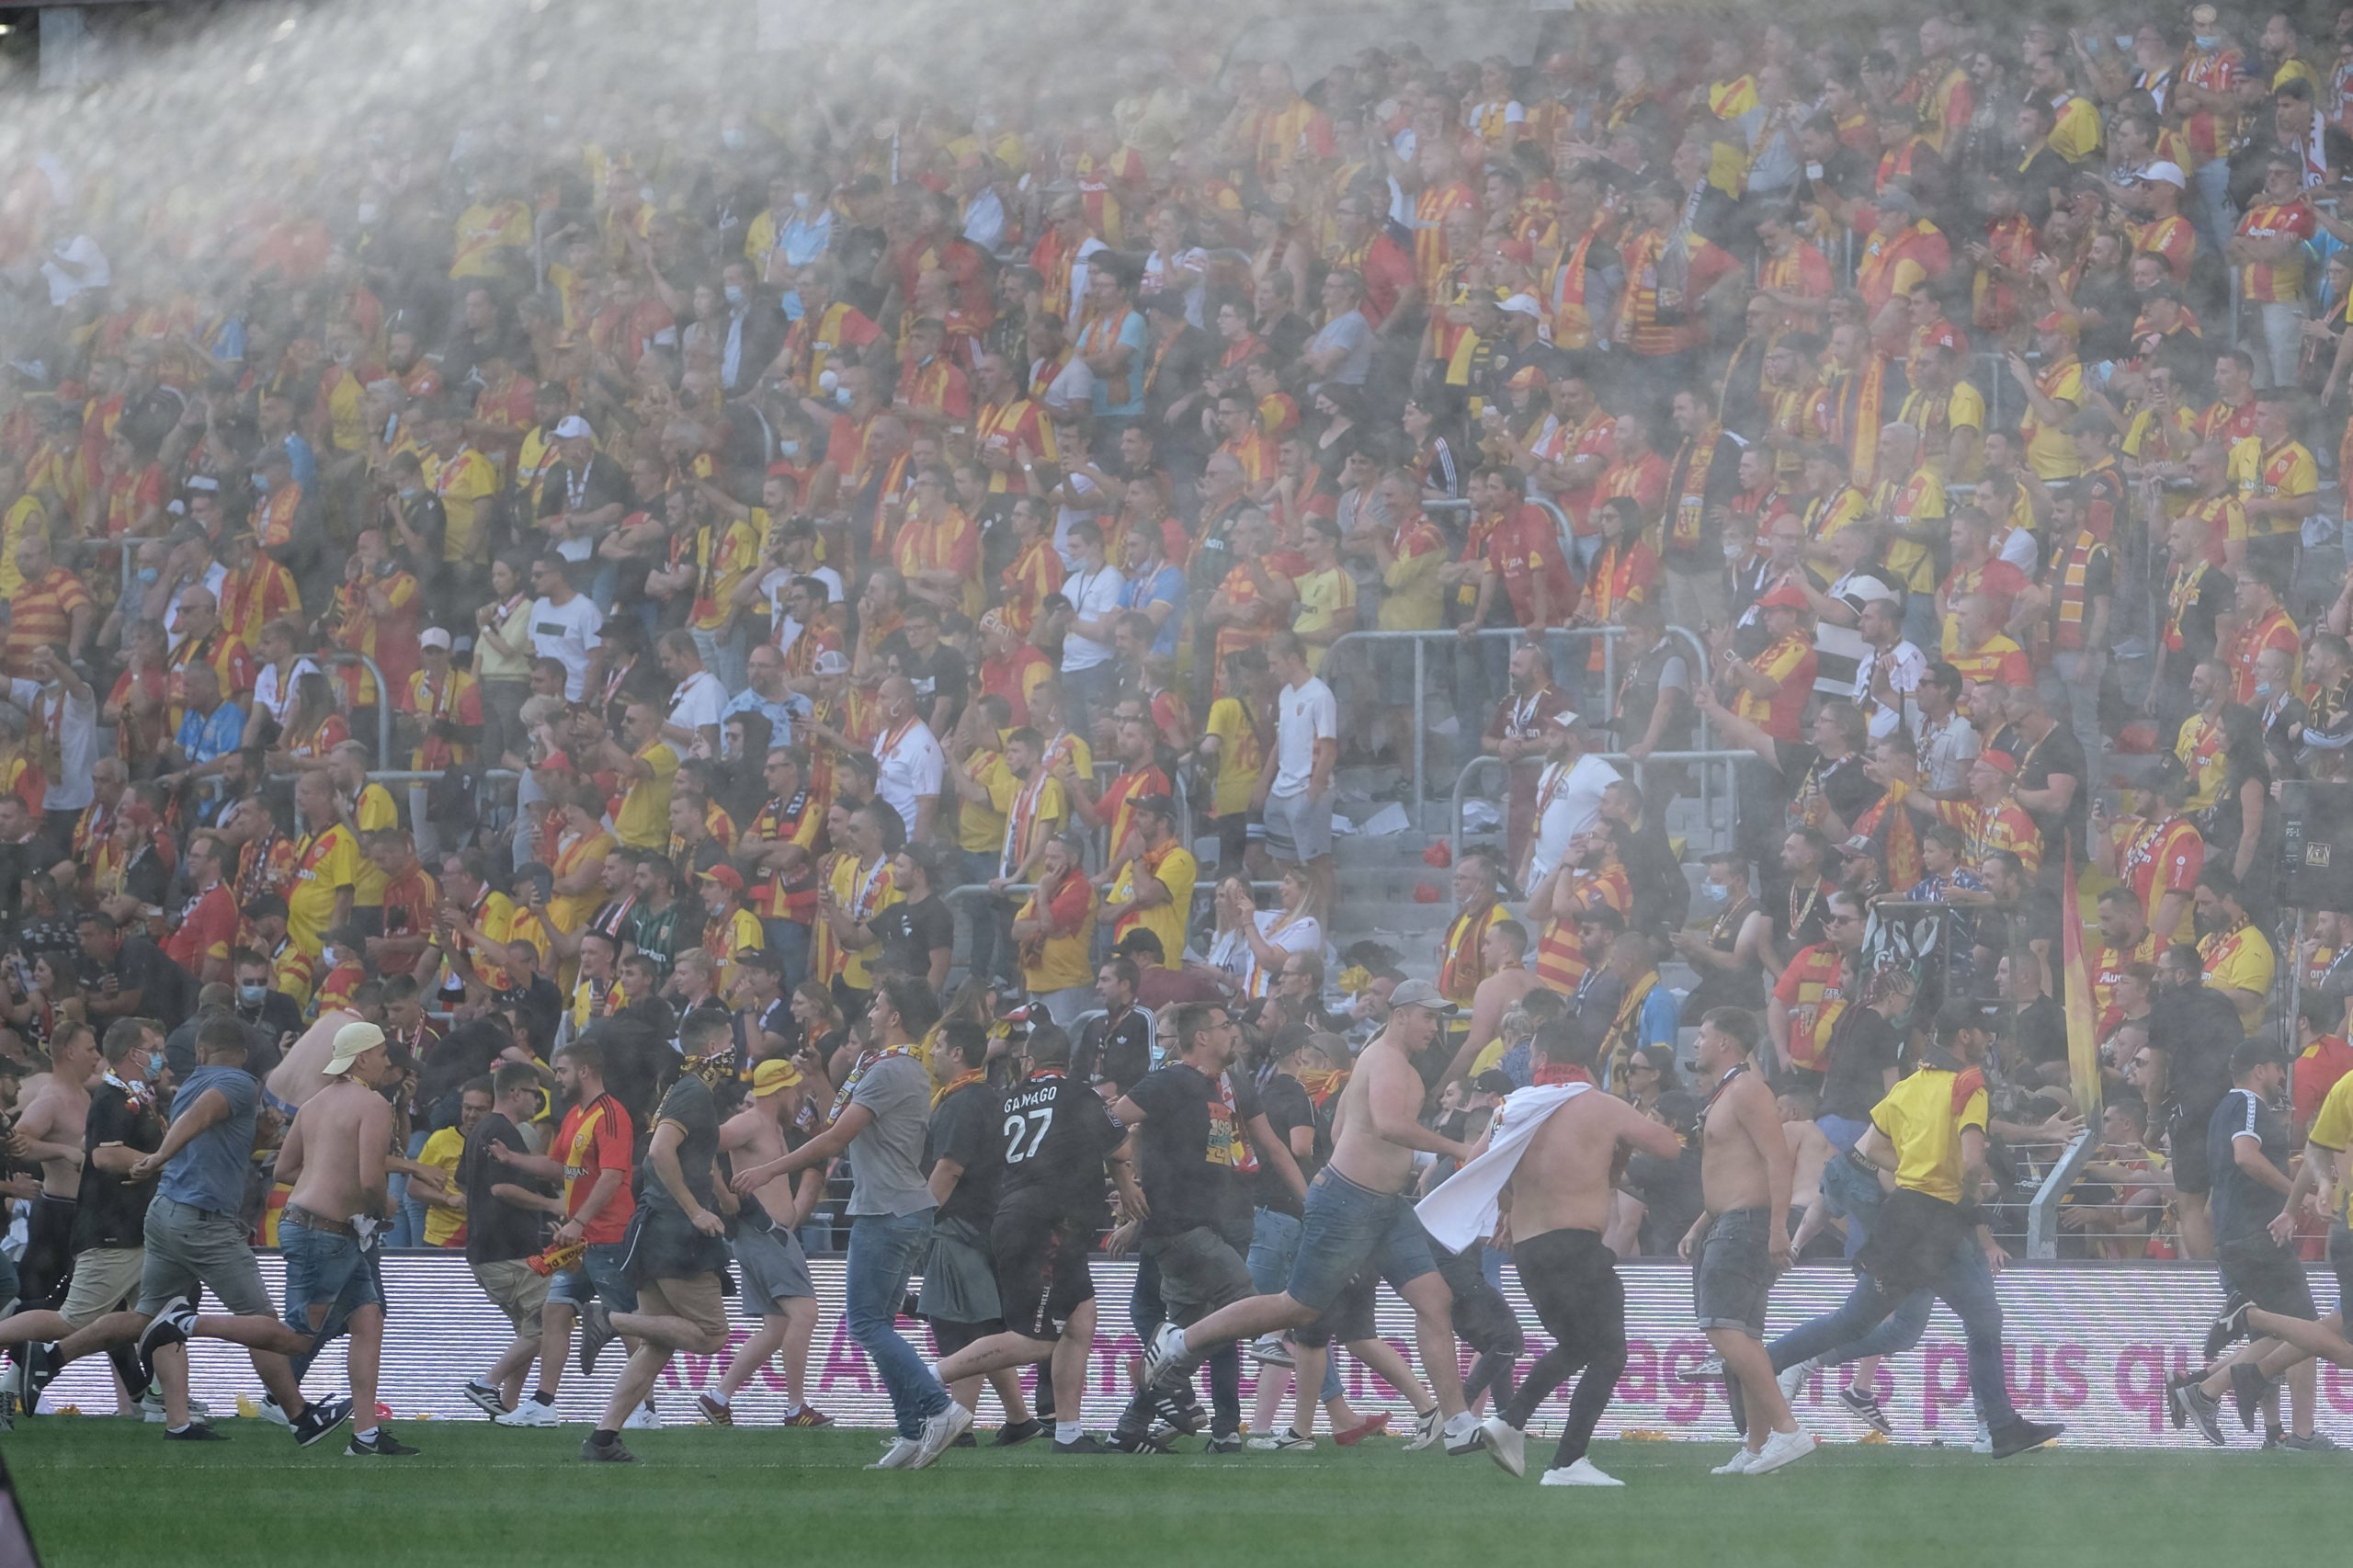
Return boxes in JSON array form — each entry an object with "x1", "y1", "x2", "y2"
[
  {"x1": 547, "y1": 1241, "x2": 639, "y2": 1312},
  {"x1": 279, "y1": 1219, "x2": 388, "y2": 1347},
  {"x1": 1284, "y1": 1165, "x2": 1438, "y2": 1314},
  {"x1": 1692, "y1": 1205, "x2": 1774, "y2": 1338}
]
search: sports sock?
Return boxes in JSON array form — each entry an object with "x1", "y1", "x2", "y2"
[
  {"x1": 353, "y1": 1426, "x2": 378, "y2": 1443},
  {"x1": 591, "y1": 1427, "x2": 618, "y2": 1444},
  {"x1": 708, "y1": 1391, "x2": 732, "y2": 1408},
  {"x1": 1056, "y1": 1420, "x2": 1084, "y2": 1443},
  {"x1": 529, "y1": 1390, "x2": 554, "y2": 1405},
  {"x1": 781, "y1": 1401, "x2": 802, "y2": 1416}
]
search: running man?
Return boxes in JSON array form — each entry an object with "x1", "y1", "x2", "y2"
[
  {"x1": 1140, "y1": 981, "x2": 1487, "y2": 1458},
  {"x1": 1447, "y1": 1020, "x2": 1682, "y2": 1485},
  {"x1": 699, "y1": 1056, "x2": 831, "y2": 1428},
  {"x1": 1677, "y1": 1006, "x2": 1814, "y2": 1475},
  {"x1": 458, "y1": 1062, "x2": 559, "y2": 1423},
  {"x1": 129, "y1": 1017, "x2": 348, "y2": 1444},
  {"x1": 929, "y1": 1022, "x2": 1142, "y2": 1456},
  {"x1": 1763, "y1": 1002, "x2": 2064, "y2": 1460},
  {"x1": 276, "y1": 1021, "x2": 416, "y2": 1457}
]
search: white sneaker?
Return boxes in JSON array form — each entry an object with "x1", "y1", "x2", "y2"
[
  {"x1": 1745, "y1": 1426, "x2": 1819, "y2": 1476},
  {"x1": 1245, "y1": 1335, "x2": 1293, "y2": 1368},
  {"x1": 1540, "y1": 1457, "x2": 1623, "y2": 1487},
  {"x1": 1971, "y1": 1420, "x2": 1992, "y2": 1454},
  {"x1": 256, "y1": 1393, "x2": 293, "y2": 1428},
  {"x1": 869, "y1": 1437, "x2": 922, "y2": 1470},
  {"x1": 1404, "y1": 1406, "x2": 1443, "y2": 1451},
  {"x1": 1479, "y1": 1415, "x2": 1526, "y2": 1478},
  {"x1": 494, "y1": 1399, "x2": 558, "y2": 1427},
  {"x1": 623, "y1": 1400, "x2": 659, "y2": 1431},
  {"x1": 1442, "y1": 1410, "x2": 1486, "y2": 1457},
  {"x1": 1711, "y1": 1444, "x2": 1757, "y2": 1475},
  {"x1": 907, "y1": 1401, "x2": 973, "y2": 1470},
  {"x1": 1777, "y1": 1356, "x2": 1818, "y2": 1401}
]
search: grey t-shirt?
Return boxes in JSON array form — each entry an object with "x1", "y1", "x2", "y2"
[
  {"x1": 1304, "y1": 309, "x2": 1373, "y2": 386},
  {"x1": 157, "y1": 1063, "x2": 258, "y2": 1213},
  {"x1": 847, "y1": 1051, "x2": 938, "y2": 1218}
]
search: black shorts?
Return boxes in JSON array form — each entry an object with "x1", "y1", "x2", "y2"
[
  {"x1": 1856, "y1": 1187, "x2": 1970, "y2": 1301},
  {"x1": 991, "y1": 1204, "x2": 1096, "y2": 1341},
  {"x1": 2169, "y1": 1098, "x2": 2219, "y2": 1197},
  {"x1": 1514, "y1": 1227, "x2": 1625, "y2": 1358},
  {"x1": 20, "y1": 1193, "x2": 78, "y2": 1307},
  {"x1": 1436, "y1": 1244, "x2": 1525, "y2": 1356},
  {"x1": 1292, "y1": 1271, "x2": 1377, "y2": 1349},
  {"x1": 2218, "y1": 1233, "x2": 2318, "y2": 1321}
]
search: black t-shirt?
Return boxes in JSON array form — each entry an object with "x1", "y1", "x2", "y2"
[
  {"x1": 1124, "y1": 1062, "x2": 1259, "y2": 1237},
  {"x1": 2209, "y1": 1086, "x2": 2290, "y2": 1244},
  {"x1": 460, "y1": 1111, "x2": 551, "y2": 1264},
  {"x1": 885, "y1": 641, "x2": 970, "y2": 733},
  {"x1": 2153, "y1": 985, "x2": 2243, "y2": 1119},
  {"x1": 1075, "y1": 1006, "x2": 1155, "y2": 1094},
  {"x1": 926, "y1": 1079, "x2": 1003, "y2": 1228},
  {"x1": 871, "y1": 896, "x2": 952, "y2": 985},
  {"x1": 2012, "y1": 994, "x2": 2067, "y2": 1067},
  {"x1": 1253, "y1": 1072, "x2": 1318, "y2": 1219},
  {"x1": 390, "y1": 493, "x2": 448, "y2": 572},
  {"x1": 87, "y1": 937, "x2": 190, "y2": 1030},
  {"x1": 493, "y1": 975, "x2": 566, "y2": 1062},
  {"x1": 1777, "y1": 742, "x2": 1883, "y2": 830},
  {"x1": 642, "y1": 1074, "x2": 721, "y2": 1215},
  {"x1": 72, "y1": 1079, "x2": 165, "y2": 1249},
  {"x1": 999, "y1": 1070, "x2": 1121, "y2": 1223},
  {"x1": 2015, "y1": 726, "x2": 2087, "y2": 860},
  {"x1": 536, "y1": 455, "x2": 634, "y2": 523},
  {"x1": 1820, "y1": 1007, "x2": 1900, "y2": 1123}
]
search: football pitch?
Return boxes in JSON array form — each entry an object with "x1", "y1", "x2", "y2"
[{"x1": 6, "y1": 1420, "x2": 2345, "y2": 1568}]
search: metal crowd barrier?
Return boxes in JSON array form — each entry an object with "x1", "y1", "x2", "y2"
[
  {"x1": 1447, "y1": 746, "x2": 1757, "y2": 862},
  {"x1": 2026, "y1": 1130, "x2": 2097, "y2": 1261}
]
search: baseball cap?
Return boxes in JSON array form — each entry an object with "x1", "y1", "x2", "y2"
[
  {"x1": 553, "y1": 415, "x2": 594, "y2": 440},
  {"x1": 2034, "y1": 310, "x2": 2081, "y2": 335},
  {"x1": 1388, "y1": 978, "x2": 1460, "y2": 1016},
  {"x1": 699, "y1": 863, "x2": 746, "y2": 894},
  {"x1": 2140, "y1": 161, "x2": 2187, "y2": 189},
  {"x1": 1756, "y1": 580, "x2": 1812, "y2": 611},
  {"x1": 1498, "y1": 292, "x2": 1541, "y2": 318},
  {"x1": 752, "y1": 1058, "x2": 805, "y2": 1096},
  {"x1": 322, "y1": 1021, "x2": 387, "y2": 1076},
  {"x1": 812, "y1": 649, "x2": 850, "y2": 676},
  {"x1": 1979, "y1": 749, "x2": 2019, "y2": 776},
  {"x1": 418, "y1": 627, "x2": 453, "y2": 652}
]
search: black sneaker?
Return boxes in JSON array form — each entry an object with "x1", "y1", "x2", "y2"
[
  {"x1": 950, "y1": 1432, "x2": 979, "y2": 1448},
  {"x1": 1838, "y1": 1386, "x2": 1894, "y2": 1437},
  {"x1": 17, "y1": 1342, "x2": 62, "y2": 1415},
  {"x1": 1107, "y1": 1428, "x2": 1174, "y2": 1454},
  {"x1": 1053, "y1": 1433, "x2": 1106, "y2": 1454},
  {"x1": 1155, "y1": 1389, "x2": 1207, "y2": 1437},
  {"x1": 2203, "y1": 1294, "x2": 2251, "y2": 1361},
  {"x1": 1987, "y1": 1418, "x2": 2064, "y2": 1458},
  {"x1": 993, "y1": 1417, "x2": 1045, "y2": 1447},
  {"x1": 1203, "y1": 1432, "x2": 1243, "y2": 1454},
  {"x1": 2230, "y1": 1360, "x2": 2270, "y2": 1433},
  {"x1": 135, "y1": 1298, "x2": 193, "y2": 1383},
  {"x1": 579, "y1": 1301, "x2": 617, "y2": 1377},
  {"x1": 582, "y1": 1432, "x2": 638, "y2": 1463},
  {"x1": 164, "y1": 1422, "x2": 228, "y2": 1442},
  {"x1": 292, "y1": 1395, "x2": 355, "y2": 1449},
  {"x1": 347, "y1": 1429, "x2": 420, "y2": 1457}
]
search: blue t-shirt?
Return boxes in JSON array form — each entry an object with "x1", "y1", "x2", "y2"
[
  {"x1": 2206, "y1": 1085, "x2": 2289, "y2": 1245},
  {"x1": 1095, "y1": 312, "x2": 1151, "y2": 418},
  {"x1": 176, "y1": 700, "x2": 246, "y2": 767},
  {"x1": 1120, "y1": 562, "x2": 1189, "y2": 656},
  {"x1": 158, "y1": 1063, "x2": 260, "y2": 1213}
]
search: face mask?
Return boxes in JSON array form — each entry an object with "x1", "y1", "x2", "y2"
[
  {"x1": 791, "y1": 190, "x2": 811, "y2": 210},
  {"x1": 778, "y1": 439, "x2": 801, "y2": 460},
  {"x1": 722, "y1": 128, "x2": 746, "y2": 150},
  {"x1": 723, "y1": 284, "x2": 745, "y2": 307},
  {"x1": 834, "y1": 384, "x2": 853, "y2": 407},
  {"x1": 779, "y1": 290, "x2": 804, "y2": 322},
  {"x1": 238, "y1": 983, "x2": 267, "y2": 1007},
  {"x1": 357, "y1": 202, "x2": 380, "y2": 224},
  {"x1": 1700, "y1": 881, "x2": 1731, "y2": 905},
  {"x1": 321, "y1": 946, "x2": 339, "y2": 966},
  {"x1": 2255, "y1": 681, "x2": 2275, "y2": 699},
  {"x1": 135, "y1": 566, "x2": 160, "y2": 587},
  {"x1": 250, "y1": 471, "x2": 268, "y2": 492},
  {"x1": 148, "y1": 1051, "x2": 165, "y2": 1077},
  {"x1": 2196, "y1": 33, "x2": 2221, "y2": 48}
]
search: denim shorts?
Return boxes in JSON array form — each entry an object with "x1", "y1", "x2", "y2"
[
  {"x1": 547, "y1": 1241, "x2": 638, "y2": 1312},
  {"x1": 1692, "y1": 1205, "x2": 1774, "y2": 1338},
  {"x1": 279, "y1": 1219, "x2": 388, "y2": 1346},
  {"x1": 1285, "y1": 1166, "x2": 1438, "y2": 1314}
]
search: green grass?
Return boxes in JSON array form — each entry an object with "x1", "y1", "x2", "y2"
[{"x1": 6, "y1": 1419, "x2": 2345, "y2": 1568}]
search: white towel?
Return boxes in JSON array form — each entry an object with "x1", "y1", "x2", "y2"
[{"x1": 1414, "y1": 1082, "x2": 1590, "y2": 1252}]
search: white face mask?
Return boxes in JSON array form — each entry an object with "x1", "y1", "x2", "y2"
[
  {"x1": 357, "y1": 202, "x2": 381, "y2": 224},
  {"x1": 722, "y1": 128, "x2": 746, "y2": 150},
  {"x1": 723, "y1": 284, "x2": 745, "y2": 307}
]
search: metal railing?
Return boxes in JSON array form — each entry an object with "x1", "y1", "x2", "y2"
[
  {"x1": 1448, "y1": 746, "x2": 1760, "y2": 862},
  {"x1": 2026, "y1": 1130, "x2": 2097, "y2": 1261}
]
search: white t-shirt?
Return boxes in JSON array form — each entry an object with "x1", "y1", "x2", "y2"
[
  {"x1": 667, "y1": 669, "x2": 726, "y2": 737},
  {"x1": 165, "y1": 563, "x2": 232, "y2": 653},
  {"x1": 1526, "y1": 752, "x2": 1622, "y2": 885},
  {"x1": 253, "y1": 656, "x2": 322, "y2": 730},
  {"x1": 871, "y1": 718, "x2": 945, "y2": 837},
  {"x1": 529, "y1": 594, "x2": 606, "y2": 701},
  {"x1": 1051, "y1": 472, "x2": 1102, "y2": 570},
  {"x1": 11, "y1": 678, "x2": 97, "y2": 812},
  {"x1": 1271, "y1": 676, "x2": 1337, "y2": 798},
  {"x1": 1061, "y1": 563, "x2": 1126, "y2": 672}
]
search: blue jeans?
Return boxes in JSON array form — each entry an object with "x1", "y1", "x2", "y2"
[
  {"x1": 279, "y1": 1219, "x2": 387, "y2": 1377},
  {"x1": 1247, "y1": 1207, "x2": 1342, "y2": 1403},
  {"x1": 763, "y1": 917, "x2": 813, "y2": 992},
  {"x1": 846, "y1": 1210, "x2": 949, "y2": 1438},
  {"x1": 390, "y1": 1128, "x2": 429, "y2": 1248},
  {"x1": 1286, "y1": 1166, "x2": 1438, "y2": 1313},
  {"x1": 1768, "y1": 1230, "x2": 2009, "y2": 1429},
  {"x1": 961, "y1": 851, "x2": 1008, "y2": 986}
]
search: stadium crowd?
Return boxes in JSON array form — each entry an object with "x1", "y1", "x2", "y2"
[{"x1": 1, "y1": 0, "x2": 2352, "y2": 1471}]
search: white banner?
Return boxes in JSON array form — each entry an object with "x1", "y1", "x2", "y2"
[{"x1": 34, "y1": 1256, "x2": 2353, "y2": 1449}]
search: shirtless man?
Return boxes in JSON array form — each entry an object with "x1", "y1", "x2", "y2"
[
  {"x1": 7, "y1": 1024, "x2": 98, "y2": 1340},
  {"x1": 276, "y1": 1021, "x2": 415, "y2": 1456},
  {"x1": 1471, "y1": 1021, "x2": 1682, "y2": 1486},
  {"x1": 1141, "y1": 980, "x2": 1489, "y2": 1459},
  {"x1": 1678, "y1": 1006, "x2": 1815, "y2": 1475},
  {"x1": 698, "y1": 1056, "x2": 832, "y2": 1428},
  {"x1": 1778, "y1": 1082, "x2": 1836, "y2": 1252},
  {"x1": 1453, "y1": 919, "x2": 1540, "y2": 1080}
]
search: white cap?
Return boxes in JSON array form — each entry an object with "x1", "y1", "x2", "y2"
[
  {"x1": 2140, "y1": 161, "x2": 2187, "y2": 189},
  {"x1": 553, "y1": 415, "x2": 594, "y2": 440},
  {"x1": 1498, "y1": 293, "x2": 1541, "y2": 318},
  {"x1": 322, "y1": 1021, "x2": 386, "y2": 1077},
  {"x1": 418, "y1": 627, "x2": 453, "y2": 651},
  {"x1": 812, "y1": 649, "x2": 850, "y2": 676}
]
